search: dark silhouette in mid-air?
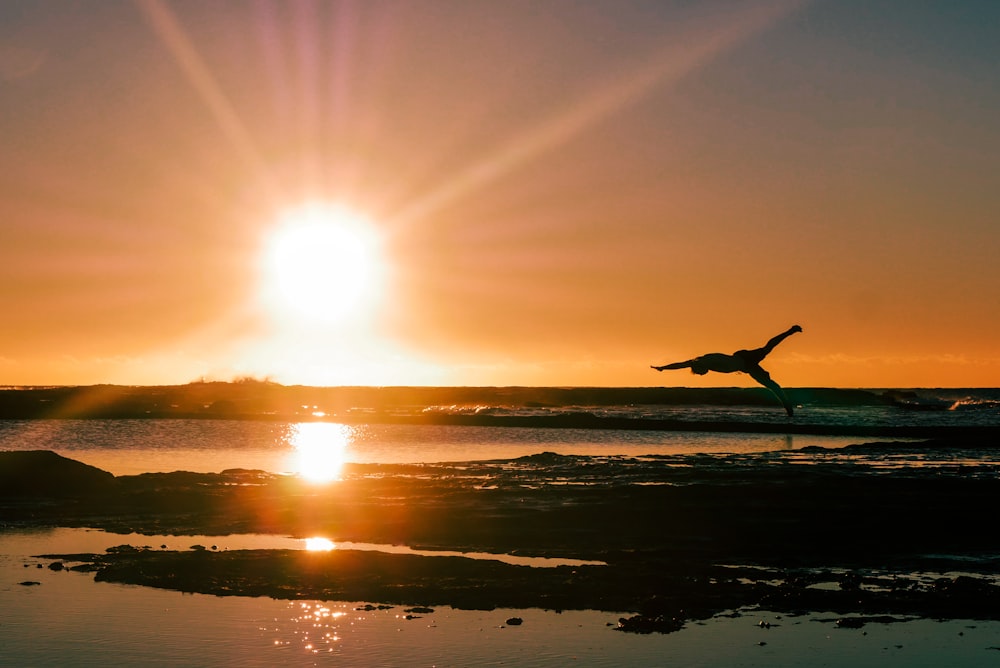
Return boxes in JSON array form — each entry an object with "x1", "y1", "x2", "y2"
[{"x1": 652, "y1": 325, "x2": 803, "y2": 416}]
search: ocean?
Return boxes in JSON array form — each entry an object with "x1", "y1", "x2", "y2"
[
  {"x1": 2, "y1": 386, "x2": 1000, "y2": 666},
  {"x1": 0, "y1": 386, "x2": 998, "y2": 477}
]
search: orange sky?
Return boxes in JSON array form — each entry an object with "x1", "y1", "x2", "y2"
[{"x1": 2, "y1": 0, "x2": 998, "y2": 388}]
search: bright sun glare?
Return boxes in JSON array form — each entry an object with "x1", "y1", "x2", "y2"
[
  {"x1": 288, "y1": 422, "x2": 351, "y2": 483},
  {"x1": 262, "y1": 202, "x2": 382, "y2": 326},
  {"x1": 304, "y1": 537, "x2": 336, "y2": 552}
]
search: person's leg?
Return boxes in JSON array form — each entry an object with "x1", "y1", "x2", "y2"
[
  {"x1": 748, "y1": 367, "x2": 794, "y2": 416},
  {"x1": 746, "y1": 325, "x2": 802, "y2": 362}
]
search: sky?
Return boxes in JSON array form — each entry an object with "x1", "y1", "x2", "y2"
[{"x1": 1, "y1": 0, "x2": 998, "y2": 388}]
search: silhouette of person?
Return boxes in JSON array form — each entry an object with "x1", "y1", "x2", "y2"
[{"x1": 651, "y1": 325, "x2": 803, "y2": 416}]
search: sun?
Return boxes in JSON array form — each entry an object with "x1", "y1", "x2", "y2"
[{"x1": 261, "y1": 202, "x2": 382, "y2": 326}]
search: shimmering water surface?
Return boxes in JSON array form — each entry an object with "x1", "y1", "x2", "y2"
[
  {"x1": 3, "y1": 389, "x2": 997, "y2": 476},
  {"x1": 3, "y1": 393, "x2": 1000, "y2": 665},
  {"x1": 0, "y1": 418, "x2": 893, "y2": 476},
  {"x1": 3, "y1": 528, "x2": 999, "y2": 667}
]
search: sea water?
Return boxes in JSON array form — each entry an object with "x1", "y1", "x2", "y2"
[
  {"x1": 2, "y1": 389, "x2": 1000, "y2": 665},
  {"x1": 0, "y1": 418, "x2": 872, "y2": 476},
  {"x1": 2, "y1": 387, "x2": 999, "y2": 475},
  {"x1": 3, "y1": 528, "x2": 999, "y2": 667}
]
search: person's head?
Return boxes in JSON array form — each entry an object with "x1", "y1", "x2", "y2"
[{"x1": 690, "y1": 363, "x2": 708, "y2": 376}]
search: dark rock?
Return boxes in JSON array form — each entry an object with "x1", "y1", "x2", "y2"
[
  {"x1": 505, "y1": 617, "x2": 523, "y2": 626},
  {"x1": 70, "y1": 563, "x2": 100, "y2": 573},
  {"x1": 0, "y1": 450, "x2": 115, "y2": 498},
  {"x1": 18, "y1": 581, "x2": 41, "y2": 586},
  {"x1": 617, "y1": 614, "x2": 684, "y2": 634},
  {"x1": 48, "y1": 562, "x2": 64, "y2": 571}
]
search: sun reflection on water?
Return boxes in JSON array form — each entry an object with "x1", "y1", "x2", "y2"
[
  {"x1": 304, "y1": 537, "x2": 335, "y2": 551},
  {"x1": 287, "y1": 422, "x2": 352, "y2": 483}
]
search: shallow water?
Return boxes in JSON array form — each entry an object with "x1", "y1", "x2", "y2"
[
  {"x1": 3, "y1": 396, "x2": 1000, "y2": 665},
  {"x1": 3, "y1": 528, "x2": 999, "y2": 667},
  {"x1": 0, "y1": 418, "x2": 872, "y2": 475},
  {"x1": 1, "y1": 527, "x2": 602, "y2": 568},
  {"x1": 5, "y1": 388, "x2": 997, "y2": 476}
]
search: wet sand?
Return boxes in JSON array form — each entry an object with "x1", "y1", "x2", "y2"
[{"x1": 4, "y1": 447, "x2": 1000, "y2": 632}]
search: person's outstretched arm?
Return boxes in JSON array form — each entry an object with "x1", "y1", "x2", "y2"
[{"x1": 651, "y1": 360, "x2": 693, "y2": 372}]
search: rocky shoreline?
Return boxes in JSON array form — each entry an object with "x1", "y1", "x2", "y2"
[{"x1": 4, "y1": 449, "x2": 1000, "y2": 633}]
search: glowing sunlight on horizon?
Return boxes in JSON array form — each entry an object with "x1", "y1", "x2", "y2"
[
  {"x1": 304, "y1": 537, "x2": 336, "y2": 552},
  {"x1": 241, "y1": 200, "x2": 403, "y2": 385}
]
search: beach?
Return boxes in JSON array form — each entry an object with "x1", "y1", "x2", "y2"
[
  {"x1": 4, "y1": 445, "x2": 1000, "y2": 617},
  {"x1": 3, "y1": 385, "x2": 1000, "y2": 664}
]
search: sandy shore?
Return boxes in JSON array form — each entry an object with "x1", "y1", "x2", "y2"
[{"x1": 4, "y1": 449, "x2": 1000, "y2": 632}]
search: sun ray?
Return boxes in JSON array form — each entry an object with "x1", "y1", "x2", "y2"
[
  {"x1": 134, "y1": 0, "x2": 269, "y2": 180},
  {"x1": 391, "y1": 0, "x2": 805, "y2": 229}
]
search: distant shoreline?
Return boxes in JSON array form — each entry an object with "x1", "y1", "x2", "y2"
[
  {"x1": 2, "y1": 383, "x2": 997, "y2": 440},
  {"x1": 12, "y1": 382, "x2": 869, "y2": 418}
]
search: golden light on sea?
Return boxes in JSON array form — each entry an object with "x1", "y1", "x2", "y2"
[
  {"x1": 287, "y1": 422, "x2": 351, "y2": 483},
  {"x1": 304, "y1": 537, "x2": 336, "y2": 552}
]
